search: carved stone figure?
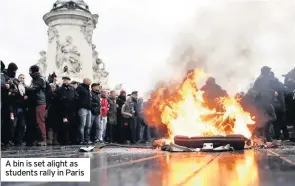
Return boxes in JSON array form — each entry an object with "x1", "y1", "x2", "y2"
[
  {"x1": 36, "y1": 51, "x2": 47, "y2": 76},
  {"x1": 53, "y1": 0, "x2": 88, "y2": 10},
  {"x1": 92, "y1": 14, "x2": 99, "y2": 28},
  {"x1": 56, "y1": 36, "x2": 81, "y2": 76},
  {"x1": 92, "y1": 45, "x2": 109, "y2": 88},
  {"x1": 48, "y1": 27, "x2": 59, "y2": 43},
  {"x1": 81, "y1": 19, "x2": 94, "y2": 45}
]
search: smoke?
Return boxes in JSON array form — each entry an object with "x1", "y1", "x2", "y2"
[{"x1": 156, "y1": 0, "x2": 295, "y2": 95}]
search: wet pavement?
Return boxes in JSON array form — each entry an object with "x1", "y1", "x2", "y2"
[{"x1": 1, "y1": 143, "x2": 295, "y2": 186}]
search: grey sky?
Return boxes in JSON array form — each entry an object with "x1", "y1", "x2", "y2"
[
  {"x1": 0, "y1": 0, "x2": 206, "y2": 95},
  {"x1": 1, "y1": 0, "x2": 295, "y2": 96}
]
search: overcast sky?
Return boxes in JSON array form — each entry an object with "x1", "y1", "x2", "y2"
[
  {"x1": 0, "y1": 0, "x2": 209, "y2": 95},
  {"x1": 1, "y1": 0, "x2": 295, "y2": 96}
]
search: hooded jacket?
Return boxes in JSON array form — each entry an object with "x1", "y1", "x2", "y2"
[{"x1": 26, "y1": 72, "x2": 47, "y2": 106}]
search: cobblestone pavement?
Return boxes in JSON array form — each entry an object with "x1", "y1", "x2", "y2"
[{"x1": 1, "y1": 143, "x2": 295, "y2": 186}]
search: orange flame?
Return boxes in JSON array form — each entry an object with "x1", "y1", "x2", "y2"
[{"x1": 144, "y1": 69, "x2": 255, "y2": 139}]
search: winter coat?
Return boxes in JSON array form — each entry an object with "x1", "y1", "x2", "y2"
[
  {"x1": 100, "y1": 96, "x2": 109, "y2": 117},
  {"x1": 270, "y1": 78, "x2": 286, "y2": 112},
  {"x1": 131, "y1": 97, "x2": 138, "y2": 116},
  {"x1": 91, "y1": 91, "x2": 101, "y2": 116},
  {"x1": 108, "y1": 97, "x2": 117, "y2": 124},
  {"x1": 75, "y1": 83, "x2": 91, "y2": 110},
  {"x1": 116, "y1": 95, "x2": 126, "y2": 116},
  {"x1": 26, "y1": 72, "x2": 46, "y2": 106},
  {"x1": 56, "y1": 84, "x2": 76, "y2": 118},
  {"x1": 121, "y1": 102, "x2": 135, "y2": 118},
  {"x1": 252, "y1": 74, "x2": 275, "y2": 104}
]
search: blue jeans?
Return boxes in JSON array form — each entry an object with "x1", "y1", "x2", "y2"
[
  {"x1": 78, "y1": 108, "x2": 92, "y2": 142},
  {"x1": 91, "y1": 115, "x2": 101, "y2": 141}
]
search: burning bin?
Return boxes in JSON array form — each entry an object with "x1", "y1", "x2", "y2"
[{"x1": 174, "y1": 134, "x2": 247, "y2": 150}]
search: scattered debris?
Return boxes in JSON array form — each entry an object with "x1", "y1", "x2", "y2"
[
  {"x1": 79, "y1": 146, "x2": 95, "y2": 152},
  {"x1": 252, "y1": 137, "x2": 282, "y2": 149}
]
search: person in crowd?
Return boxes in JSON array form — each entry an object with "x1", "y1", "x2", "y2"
[
  {"x1": 201, "y1": 77, "x2": 228, "y2": 111},
  {"x1": 106, "y1": 90, "x2": 118, "y2": 143},
  {"x1": 46, "y1": 83, "x2": 59, "y2": 145},
  {"x1": 13, "y1": 74, "x2": 28, "y2": 146},
  {"x1": 283, "y1": 68, "x2": 295, "y2": 128},
  {"x1": 25, "y1": 65, "x2": 47, "y2": 146},
  {"x1": 1, "y1": 61, "x2": 8, "y2": 108},
  {"x1": 76, "y1": 78, "x2": 92, "y2": 145},
  {"x1": 270, "y1": 72, "x2": 289, "y2": 140},
  {"x1": 121, "y1": 96, "x2": 135, "y2": 143},
  {"x1": 2, "y1": 62, "x2": 19, "y2": 146},
  {"x1": 56, "y1": 76, "x2": 76, "y2": 145},
  {"x1": 130, "y1": 91, "x2": 139, "y2": 142},
  {"x1": 90, "y1": 83, "x2": 101, "y2": 143},
  {"x1": 100, "y1": 90, "x2": 109, "y2": 143},
  {"x1": 116, "y1": 90, "x2": 126, "y2": 143},
  {"x1": 252, "y1": 66, "x2": 277, "y2": 141},
  {"x1": 137, "y1": 98, "x2": 151, "y2": 143},
  {"x1": 70, "y1": 81, "x2": 78, "y2": 88}
]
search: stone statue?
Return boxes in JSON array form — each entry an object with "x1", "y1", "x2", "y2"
[
  {"x1": 56, "y1": 36, "x2": 81, "y2": 76},
  {"x1": 54, "y1": 0, "x2": 88, "y2": 7},
  {"x1": 92, "y1": 45, "x2": 109, "y2": 88},
  {"x1": 48, "y1": 27, "x2": 59, "y2": 43},
  {"x1": 93, "y1": 14, "x2": 99, "y2": 27},
  {"x1": 36, "y1": 51, "x2": 47, "y2": 76},
  {"x1": 81, "y1": 19, "x2": 94, "y2": 45}
]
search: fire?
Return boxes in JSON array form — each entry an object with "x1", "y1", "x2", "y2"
[{"x1": 144, "y1": 69, "x2": 255, "y2": 140}]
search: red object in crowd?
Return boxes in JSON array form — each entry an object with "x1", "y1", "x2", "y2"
[{"x1": 100, "y1": 97, "x2": 109, "y2": 117}]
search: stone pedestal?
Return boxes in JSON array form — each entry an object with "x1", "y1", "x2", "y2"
[{"x1": 43, "y1": 0, "x2": 99, "y2": 83}]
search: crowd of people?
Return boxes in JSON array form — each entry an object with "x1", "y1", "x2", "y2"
[
  {"x1": 1, "y1": 61, "x2": 152, "y2": 147},
  {"x1": 1, "y1": 60, "x2": 295, "y2": 147},
  {"x1": 201, "y1": 66, "x2": 295, "y2": 142}
]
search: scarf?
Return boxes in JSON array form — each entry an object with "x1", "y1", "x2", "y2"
[{"x1": 18, "y1": 82, "x2": 26, "y2": 96}]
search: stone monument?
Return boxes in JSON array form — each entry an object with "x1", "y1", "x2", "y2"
[{"x1": 41, "y1": 0, "x2": 109, "y2": 88}]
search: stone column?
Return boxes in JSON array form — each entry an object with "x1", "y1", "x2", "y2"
[{"x1": 43, "y1": 1, "x2": 98, "y2": 82}]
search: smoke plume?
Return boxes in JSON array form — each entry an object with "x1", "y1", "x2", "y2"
[{"x1": 156, "y1": 0, "x2": 295, "y2": 95}]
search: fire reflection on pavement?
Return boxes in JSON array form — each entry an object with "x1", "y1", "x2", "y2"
[{"x1": 159, "y1": 150, "x2": 259, "y2": 186}]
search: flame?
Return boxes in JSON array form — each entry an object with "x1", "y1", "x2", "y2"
[{"x1": 144, "y1": 69, "x2": 255, "y2": 139}]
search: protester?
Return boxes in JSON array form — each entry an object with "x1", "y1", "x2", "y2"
[
  {"x1": 201, "y1": 77, "x2": 228, "y2": 111},
  {"x1": 56, "y1": 76, "x2": 76, "y2": 145},
  {"x1": 100, "y1": 90, "x2": 109, "y2": 143},
  {"x1": 76, "y1": 78, "x2": 92, "y2": 145},
  {"x1": 137, "y1": 97, "x2": 151, "y2": 143},
  {"x1": 1, "y1": 62, "x2": 19, "y2": 146},
  {"x1": 121, "y1": 96, "x2": 136, "y2": 143},
  {"x1": 13, "y1": 74, "x2": 28, "y2": 145},
  {"x1": 46, "y1": 83, "x2": 59, "y2": 145},
  {"x1": 26, "y1": 65, "x2": 47, "y2": 146},
  {"x1": 252, "y1": 66, "x2": 277, "y2": 141},
  {"x1": 106, "y1": 90, "x2": 118, "y2": 143},
  {"x1": 90, "y1": 83, "x2": 101, "y2": 143},
  {"x1": 116, "y1": 90, "x2": 126, "y2": 143}
]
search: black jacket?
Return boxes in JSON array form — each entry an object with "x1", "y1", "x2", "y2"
[
  {"x1": 270, "y1": 78, "x2": 286, "y2": 112},
  {"x1": 76, "y1": 83, "x2": 91, "y2": 110},
  {"x1": 26, "y1": 73, "x2": 46, "y2": 106},
  {"x1": 91, "y1": 91, "x2": 101, "y2": 116},
  {"x1": 57, "y1": 84, "x2": 76, "y2": 117}
]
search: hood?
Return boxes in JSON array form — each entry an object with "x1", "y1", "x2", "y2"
[{"x1": 7, "y1": 62, "x2": 18, "y2": 78}]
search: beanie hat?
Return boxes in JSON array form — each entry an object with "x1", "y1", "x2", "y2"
[{"x1": 29, "y1": 65, "x2": 39, "y2": 74}]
